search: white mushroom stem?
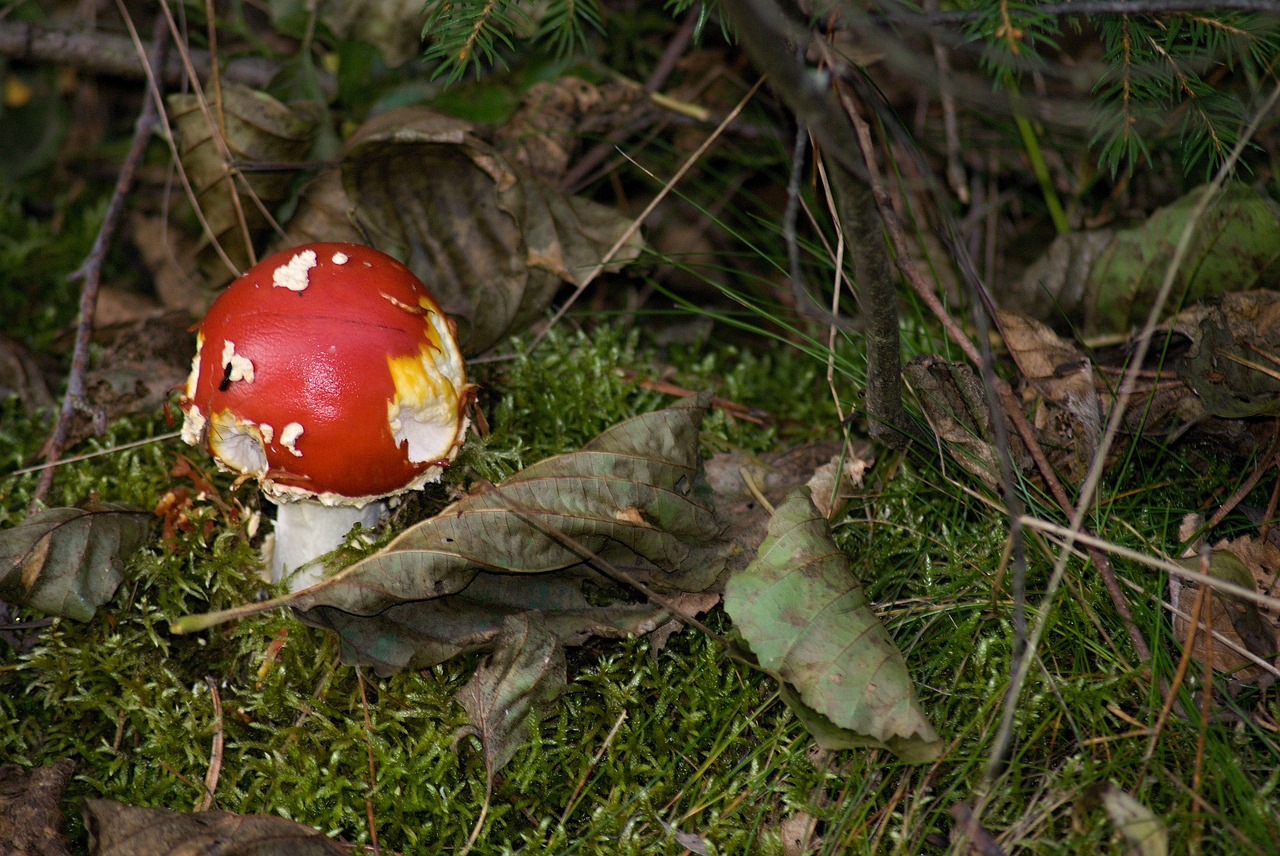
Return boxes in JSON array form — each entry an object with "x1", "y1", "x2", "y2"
[{"x1": 268, "y1": 499, "x2": 385, "y2": 591}]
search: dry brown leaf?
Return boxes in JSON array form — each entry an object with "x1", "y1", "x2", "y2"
[
  {"x1": 999, "y1": 311, "x2": 1102, "y2": 482},
  {"x1": 1171, "y1": 515, "x2": 1280, "y2": 683}
]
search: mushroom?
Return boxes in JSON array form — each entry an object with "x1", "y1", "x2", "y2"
[{"x1": 180, "y1": 242, "x2": 470, "y2": 590}]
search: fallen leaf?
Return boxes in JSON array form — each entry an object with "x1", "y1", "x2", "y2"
[
  {"x1": 494, "y1": 76, "x2": 649, "y2": 183},
  {"x1": 0, "y1": 331, "x2": 56, "y2": 416},
  {"x1": 168, "y1": 83, "x2": 323, "y2": 284},
  {"x1": 805, "y1": 442, "x2": 874, "y2": 519},
  {"x1": 1007, "y1": 182, "x2": 1280, "y2": 334},
  {"x1": 724, "y1": 488, "x2": 942, "y2": 763},
  {"x1": 0, "y1": 503, "x2": 152, "y2": 621},
  {"x1": 656, "y1": 817, "x2": 711, "y2": 855},
  {"x1": 83, "y1": 798, "x2": 345, "y2": 855},
  {"x1": 999, "y1": 311, "x2": 1102, "y2": 482},
  {"x1": 1100, "y1": 784, "x2": 1168, "y2": 856},
  {"x1": 280, "y1": 395, "x2": 724, "y2": 673},
  {"x1": 1171, "y1": 531, "x2": 1280, "y2": 683},
  {"x1": 904, "y1": 355, "x2": 1029, "y2": 491},
  {"x1": 272, "y1": 0, "x2": 425, "y2": 67},
  {"x1": 453, "y1": 615, "x2": 567, "y2": 787},
  {"x1": 1177, "y1": 291, "x2": 1280, "y2": 419},
  {"x1": 341, "y1": 106, "x2": 644, "y2": 354},
  {"x1": 778, "y1": 811, "x2": 821, "y2": 856},
  {"x1": 0, "y1": 759, "x2": 75, "y2": 856}
]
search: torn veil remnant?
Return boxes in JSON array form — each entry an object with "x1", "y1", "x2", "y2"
[{"x1": 180, "y1": 242, "x2": 471, "y2": 590}]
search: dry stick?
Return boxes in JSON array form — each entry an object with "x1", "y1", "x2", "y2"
[
  {"x1": 924, "y1": 0, "x2": 968, "y2": 204},
  {"x1": 355, "y1": 669, "x2": 382, "y2": 856},
  {"x1": 0, "y1": 19, "x2": 334, "y2": 94},
  {"x1": 28, "y1": 14, "x2": 169, "y2": 511},
  {"x1": 10, "y1": 431, "x2": 182, "y2": 477},
  {"x1": 197, "y1": 676, "x2": 224, "y2": 812},
  {"x1": 528, "y1": 77, "x2": 765, "y2": 353},
  {"x1": 559, "y1": 709, "x2": 628, "y2": 826}
]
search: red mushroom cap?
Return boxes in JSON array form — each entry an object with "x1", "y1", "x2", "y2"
[{"x1": 180, "y1": 242, "x2": 469, "y2": 503}]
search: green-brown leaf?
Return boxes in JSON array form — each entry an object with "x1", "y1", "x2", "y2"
[
  {"x1": 453, "y1": 615, "x2": 567, "y2": 784},
  {"x1": 724, "y1": 488, "x2": 942, "y2": 763},
  {"x1": 0, "y1": 503, "x2": 152, "y2": 622}
]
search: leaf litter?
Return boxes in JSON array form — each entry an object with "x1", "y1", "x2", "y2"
[{"x1": 175, "y1": 394, "x2": 942, "y2": 765}]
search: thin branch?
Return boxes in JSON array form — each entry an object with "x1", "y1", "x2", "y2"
[
  {"x1": 0, "y1": 19, "x2": 334, "y2": 96},
  {"x1": 28, "y1": 14, "x2": 169, "y2": 511},
  {"x1": 720, "y1": 0, "x2": 911, "y2": 446},
  {"x1": 914, "y1": 0, "x2": 1280, "y2": 24}
]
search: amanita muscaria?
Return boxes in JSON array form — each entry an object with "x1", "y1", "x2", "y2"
[{"x1": 180, "y1": 242, "x2": 470, "y2": 590}]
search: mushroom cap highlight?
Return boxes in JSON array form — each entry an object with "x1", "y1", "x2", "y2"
[{"x1": 180, "y1": 242, "x2": 469, "y2": 504}]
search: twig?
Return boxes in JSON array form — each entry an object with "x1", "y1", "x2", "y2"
[
  {"x1": 913, "y1": 0, "x2": 1280, "y2": 24},
  {"x1": 0, "y1": 19, "x2": 334, "y2": 95},
  {"x1": 356, "y1": 668, "x2": 382, "y2": 856},
  {"x1": 27, "y1": 14, "x2": 169, "y2": 512},
  {"x1": 9, "y1": 431, "x2": 181, "y2": 478},
  {"x1": 196, "y1": 676, "x2": 224, "y2": 811},
  {"x1": 559, "y1": 709, "x2": 628, "y2": 825}
]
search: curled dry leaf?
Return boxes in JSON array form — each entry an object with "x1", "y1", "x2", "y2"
[
  {"x1": 1098, "y1": 784, "x2": 1168, "y2": 856},
  {"x1": 271, "y1": 169, "x2": 364, "y2": 252},
  {"x1": 724, "y1": 487, "x2": 942, "y2": 763},
  {"x1": 167, "y1": 83, "x2": 323, "y2": 285},
  {"x1": 0, "y1": 331, "x2": 56, "y2": 416},
  {"x1": 1007, "y1": 182, "x2": 1280, "y2": 334},
  {"x1": 84, "y1": 799, "x2": 345, "y2": 856},
  {"x1": 805, "y1": 442, "x2": 874, "y2": 520},
  {"x1": 999, "y1": 311, "x2": 1102, "y2": 482},
  {"x1": 494, "y1": 76, "x2": 650, "y2": 184},
  {"x1": 0, "y1": 503, "x2": 152, "y2": 622},
  {"x1": 341, "y1": 106, "x2": 645, "y2": 354}
]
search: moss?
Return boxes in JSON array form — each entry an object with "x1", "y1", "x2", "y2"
[{"x1": 8, "y1": 316, "x2": 1280, "y2": 854}]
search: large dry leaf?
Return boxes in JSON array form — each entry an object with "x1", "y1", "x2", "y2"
[
  {"x1": 453, "y1": 615, "x2": 567, "y2": 786},
  {"x1": 84, "y1": 799, "x2": 344, "y2": 856},
  {"x1": 494, "y1": 77, "x2": 650, "y2": 184},
  {"x1": 168, "y1": 83, "x2": 323, "y2": 284},
  {"x1": 0, "y1": 759, "x2": 74, "y2": 856},
  {"x1": 340, "y1": 106, "x2": 644, "y2": 354},
  {"x1": 280, "y1": 395, "x2": 723, "y2": 673},
  {"x1": 724, "y1": 488, "x2": 942, "y2": 763},
  {"x1": 1008, "y1": 182, "x2": 1280, "y2": 333},
  {"x1": 270, "y1": 0, "x2": 425, "y2": 67},
  {"x1": 0, "y1": 503, "x2": 152, "y2": 622}
]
